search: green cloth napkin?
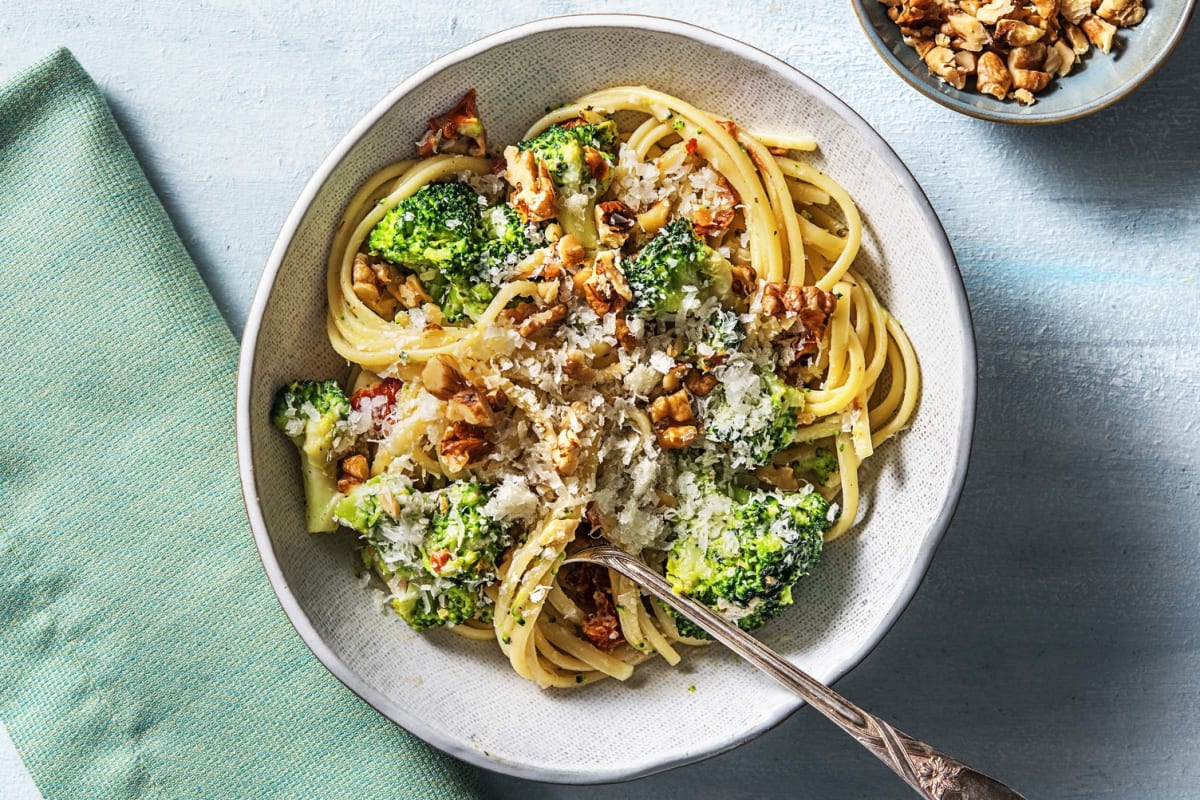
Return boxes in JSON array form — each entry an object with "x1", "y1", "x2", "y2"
[{"x1": 0, "y1": 48, "x2": 483, "y2": 800}]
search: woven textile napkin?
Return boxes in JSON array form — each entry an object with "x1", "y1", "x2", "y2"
[{"x1": 0, "y1": 48, "x2": 482, "y2": 800}]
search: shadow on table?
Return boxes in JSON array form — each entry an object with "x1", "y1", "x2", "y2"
[{"x1": 990, "y1": 19, "x2": 1200, "y2": 203}]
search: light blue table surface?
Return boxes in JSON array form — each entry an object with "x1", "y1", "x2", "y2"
[{"x1": 3, "y1": 3, "x2": 1198, "y2": 798}]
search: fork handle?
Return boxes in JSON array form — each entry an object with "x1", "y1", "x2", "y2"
[{"x1": 565, "y1": 545, "x2": 1024, "y2": 800}]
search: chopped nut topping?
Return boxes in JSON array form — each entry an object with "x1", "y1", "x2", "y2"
[
  {"x1": 884, "y1": 0, "x2": 1145, "y2": 103},
  {"x1": 336, "y1": 453, "x2": 370, "y2": 493},
  {"x1": 976, "y1": 51, "x2": 1013, "y2": 99},
  {"x1": 416, "y1": 89, "x2": 487, "y2": 158},
  {"x1": 485, "y1": 387, "x2": 508, "y2": 412},
  {"x1": 563, "y1": 351, "x2": 597, "y2": 383},
  {"x1": 691, "y1": 175, "x2": 739, "y2": 238},
  {"x1": 556, "y1": 233, "x2": 585, "y2": 267},
  {"x1": 683, "y1": 369, "x2": 719, "y2": 397},
  {"x1": 1080, "y1": 14, "x2": 1117, "y2": 53},
  {"x1": 517, "y1": 303, "x2": 569, "y2": 337},
  {"x1": 446, "y1": 388, "x2": 496, "y2": 427},
  {"x1": 925, "y1": 46, "x2": 970, "y2": 90},
  {"x1": 582, "y1": 250, "x2": 633, "y2": 316},
  {"x1": 635, "y1": 198, "x2": 671, "y2": 239},
  {"x1": 662, "y1": 364, "x2": 689, "y2": 393},
  {"x1": 1096, "y1": 0, "x2": 1144, "y2": 26},
  {"x1": 657, "y1": 425, "x2": 698, "y2": 450},
  {"x1": 421, "y1": 354, "x2": 469, "y2": 400},
  {"x1": 502, "y1": 145, "x2": 557, "y2": 222},
  {"x1": 730, "y1": 263, "x2": 758, "y2": 296},
  {"x1": 439, "y1": 421, "x2": 492, "y2": 473},
  {"x1": 613, "y1": 315, "x2": 638, "y2": 351},
  {"x1": 594, "y1": 200, "x2": 636, "y2": 248},
  {"x1": 551, "y1": 427, "x2": 582, "y2": 476},
  {"x1": 763, "y1": 283, "x2": 839, "y2": 384}
]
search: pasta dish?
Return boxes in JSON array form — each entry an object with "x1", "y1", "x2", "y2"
[{"x1": 271, "y1": 87, "x2": 919, "y2": 688}]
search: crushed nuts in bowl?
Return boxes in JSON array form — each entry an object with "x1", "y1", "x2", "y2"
[
  {"x1": 853, "y1": 0, "x2": 1196, "y2": 122},
  {"x1": 882, "y1": 0, "x2": 1145, "y2": 105}
]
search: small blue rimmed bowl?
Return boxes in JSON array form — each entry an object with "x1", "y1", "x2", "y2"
[{"x1": 851, "y1": 0, "x2": 1197, "y2": 123}]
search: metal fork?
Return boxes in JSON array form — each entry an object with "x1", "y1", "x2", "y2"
[{"x1": 563, "y1": 543, "x2": 1025, "y2": 800}]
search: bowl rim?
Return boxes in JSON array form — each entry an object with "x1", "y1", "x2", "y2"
[
  {"x1": 236, "y1": 12, "x2": 977, "y2": 784},
  {"x1": 850, "y1": 0, "x2": 1198, "y2": 124}
]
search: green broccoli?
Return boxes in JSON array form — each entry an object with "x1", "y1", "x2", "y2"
[
  {"x1": 271, "y1": 379, "x2": 354, "y2": 533},
  {"x1": 793, "y1": 446, "x2": 838, "y2": 486},
  {"x1": 517, "y1": 119, "x2": 619, "y2": 247},
  {"x1": 625, "y1": 219, "x2": 733, "y2": 318},
  {"x1": 685, "y1": 306, "x2": 744, "y2": 369},
  {"x1": 698, "y1": 362, "x2": 805, "y2": 469},
  {"x1": 335, "y1": 477, "x2": 511, "y2": 631},
  {"x1": 367, "y1": 182, "x2": 533, "y2": 322},
  {"x1": 665, "y1": 474, "x2": 830, "y2": 637}
]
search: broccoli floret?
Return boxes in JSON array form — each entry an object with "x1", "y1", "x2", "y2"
[
  {"x1": 517, "y1": 119, "x2": 619, "y2": 247},
  {"x1": 685, "y1": 306, "x2": 744, "y2": 370},
  {"x1": 335, "y1": 477, "x2": 511, "y2": 631},
  {"x1": 665, "y1": 476, "x2": 830, "y2": 637},
  {"x1": 698, "y1": 361, "x2": 805, "y2": 469},
  {"x1": 794, "y1": 446, "x2": 838, "y2": 486},
  {"x1": 367, "y1": 182, "x2": 534, "y2": 322},
  {"x1": 625, "y1": 219, "x2": 733, "y2": 318},
  {"x1": 271, "y1": 379, "x2": 354, "y2": 533}
]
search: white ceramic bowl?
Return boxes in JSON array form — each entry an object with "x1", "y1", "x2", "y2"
[{"x1": 237, "y1": 14, "x2": 975, "y2": 784}]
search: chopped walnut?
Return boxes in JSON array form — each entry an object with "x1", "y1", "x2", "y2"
[
  {"x1": 439, "y1": 421, "x2": 492, "y2": 473},
  {"x1": 351, "y1": 253, "x2": 397, "y2": 318},
  {"x1": 446, "y1": 388, "x2": 495, "y2": 427},
  {"x1": 662, "y1": 364, "x2": 689, "y2": 393},
  {"x1": 556, "y1": 233, "x2": 586, "y2": 268},
  {"x1": 1096, "y1": 0, "x2": 1144, "y2": 26},
  {"x1": 884, "y1": 0, "x2": 1144, "y2": 103},
  {"x1": 1080, "y1": 14, "x2": 1117, "y2": 52},
  {"x1": 691, "y1": 175, "x2": 739, "y2": 238},
  {"x1": 582, "y1": 147, "x2": 611, "y2": 182},
  {"x1": 976, "y1": 51, "x2": 1013, "y2": 99},
  {"x1": 551, "y1": 427, "x2": 582, "y2": 476},
  {"x1": 613, "y1": 315, "x2": 637, "y2": 351},
  {"x1": 975, "y1": 0, "x2": 1015, "y2": 24},
  {"x1": 947, "y1": 12, "x2": 990, "y2": 51},
  {"x1": 684, "y1": 369, "x2": 719, "y2": 397},
  {"x1": 563, "y1": 351, "x2": 597, "y2": 383},
  {"x1": 416, "y1": 89, "x2": 487, "y2": 158},
  {"x1": 517, "y1": 303, "x2": 569, "y2": 337},
  {"x1": 594, "y1": 201, "x2": 636, "y2": 248},
  {"x1": 730, "y1": 263, "x2": 758, "y2": 296},
  {"x1": 421, "y1": 354, "x2": 469, "y2": 400},
  {"x1": 336, "y1": 454, "x2": 370, "y2": 493},
  {"x1": 485, "y1": 387, "x2": 508, "y2": 412},
  {"x1": 502, "y1": 145, "x2": 557, "y2": 222},
  {"x1": 582, "y1": 250, "x2": 633, "y2": 316},
  {"x1": 635, "y1": 198, "x2": 671, "y2": 239},
  {"x1": 926, "y1": 46, "x2": 970, "y2": 89},
  {"x1": 763, "y1": 283, "x2": 839, "y2": 383},
  {"x1": 657, "y1": 425, "x2": 698, "y2": 450}
]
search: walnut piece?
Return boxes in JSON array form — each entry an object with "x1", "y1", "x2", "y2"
[
  {"x1": 925, "y1": 46, "x2": 970, "y2": 90},
  {"x1": 594, "y1": 200, "x2": 636, "y2": 248},
  {"x1": 691, "y1": 175, "x2": 739, "y2": 238},
  {"x1": 1080, "y1": 14, "x2": 1117, "y2": 53},
  {"x1": 416, "y1": 89, "x2": 487, "y2": 158},
  {"x1": 551, "y1": 428, "x2": 581, "y2": 476},
  {"x1": 439, "y1": 421, "x2": 492, "y2": 473},
  {"x1": 446, "y1": 388, "x2": 495, "y2": 427},
  {"x1": 502, "y1": 145, "x2": 557, "y2": 222},
  {"x1": 582, "y1": 250, "x2": 633, "y2": 316},
  {"x1": 1096, "y1": 0, "x2": 1144, "y2": 26},
  {"x1": 336, "y1": 454, "x2": 369, "y2": 493},
  {"x1": 976, "y1": 51, "x2": 1013, "y2": 99},
  {"x1": 517, "y1": 303, "x2": 569, "y2": 337},
  {"x1": 421, "y1": 354, "x2": 469, "y2": 400}
]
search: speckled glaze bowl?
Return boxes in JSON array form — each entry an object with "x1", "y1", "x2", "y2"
[
  {"x1": 236, "y1": 14, "x2": 975, "y2": 783},
  {"x1": 852, "y1": 0, "x2": 1196, "y2": 123}
]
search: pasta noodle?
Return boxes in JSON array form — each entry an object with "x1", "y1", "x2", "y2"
[{"x1": 294, "y1": 87, "x2": 920, "y2": 687}]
